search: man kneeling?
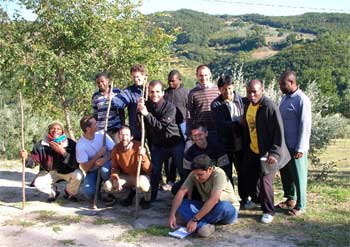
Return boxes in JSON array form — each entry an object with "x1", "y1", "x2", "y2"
[
  {"x1": 103, "y1": 125, "x2": 152, "y2": 209},
  {"x1": 168, "y1": 154, "x2": 239, "y2": 237}
]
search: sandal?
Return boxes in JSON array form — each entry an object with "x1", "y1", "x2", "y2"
[{"x1": 276, "y1": 199, "x2": 296, "y2": 209}]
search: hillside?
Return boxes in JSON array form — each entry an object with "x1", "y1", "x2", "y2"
[{"x1": 148, "y1": 10, "x2": 350, "y2": 116}]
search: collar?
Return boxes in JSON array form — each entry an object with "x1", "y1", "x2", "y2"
[{"x1": 286, "y1": 88, "x2": 300, "y2": 98}]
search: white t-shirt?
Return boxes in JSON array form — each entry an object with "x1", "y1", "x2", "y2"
[{"x1": 76, "y1": 130, "x2": 115, "y2": 163}]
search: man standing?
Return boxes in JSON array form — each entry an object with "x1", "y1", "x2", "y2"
[
  {"x1": 137, "y1": 80, "x2": 184, "y2": 201},
  {"x1": 243, "y1": 79, "x2": 290, "y2": 224},
  {"x1": 211, "y1": 75, "x2": 245, "y2": 189},
  {"x1": 186, "y1": 65, "x2": 219, "y2": 142},
  {"x1": 92, "y1": 72, "x2": 124, "y2": 140},
  {"x1": 103, "y1": 125, "x2": 152, "y2": 209},
  {"x1": 76, "y1": 116, "x2": 115, "y2": 200},
  {"x1": 163, "y1": 70, "x2": 188, "y2": 189},
  {"x1": 168, "y1": 154, "x2": 239, "y2": 238},
  {"x1": 19, "y1": 121, "x2": 82, "y2": 202},
  {"x1": 114, "y1": 64, "x2": 148, "y2": 140},
  {"x1": 278, "y1": 71, "x2": 311, "y2": 216}
]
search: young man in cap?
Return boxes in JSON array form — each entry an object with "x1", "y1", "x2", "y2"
[{"x1": 168, "y1": 154, "x2": 239, "y2": 237}]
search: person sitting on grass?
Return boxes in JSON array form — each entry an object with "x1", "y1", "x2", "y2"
[
  {"x1": 19, "y1": 121, "x2": 83, "y2": 202},
  {"x1": 103, "y1": 125, "x2": 152, "y2": 209},
  {"x1": 168, "y1": 154, "x2": 240, "y2": 238}
]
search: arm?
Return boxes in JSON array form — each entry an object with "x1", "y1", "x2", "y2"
[
  {"x1": 168, "y1": 186, "x2": 189, "y2": 229},
  {"x1": 296, "y1": 96, "x2": 312, "y2": 156},
  {"x1": 186, "y1": 189, "x2": 222, "y2": 233},
  {"x1": 79, "y1": 146, "x2": 107, "y2": 174}
]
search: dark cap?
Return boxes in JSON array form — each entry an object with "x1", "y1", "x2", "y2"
[{"x1": 191, "y1": 154, "x2": 213, "y2": 170}]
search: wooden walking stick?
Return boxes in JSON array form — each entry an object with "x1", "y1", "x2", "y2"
[
  {"x1": 19, "y1": 92, "x2": 26, "y2": 210},
  {"x1": 135, "y1": 79, "x2": 148, "y2": 218},
  {"x1": 92, "y1": 80, "x2": 114, "y2": 209}
]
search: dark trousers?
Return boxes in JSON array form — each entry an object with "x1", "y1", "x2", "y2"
[
  {"x1": 227, "y1": 150, "x2": 246, "y2": 202},
  {"x1": 243, "y1": 149, "x2": 276, "y2": 215},
  {"x1": 150, "y1": 142, "x2": 184, "y2": 201}
]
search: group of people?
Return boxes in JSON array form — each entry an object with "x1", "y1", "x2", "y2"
[{"x1": 19, "y1": 64, "x2": 311, "y2": 238}]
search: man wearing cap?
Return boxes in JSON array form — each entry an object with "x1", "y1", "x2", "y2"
[
  {"x1": 168, "y1": 154, "x2": 239, "y2": 238},
  {"x1": 19, "y1": 121, "x2": 83, "y2": 202}
]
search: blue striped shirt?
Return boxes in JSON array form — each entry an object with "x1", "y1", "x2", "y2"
[{"x1": 92, "y1": 87, "x2": 123, "y2": 131}]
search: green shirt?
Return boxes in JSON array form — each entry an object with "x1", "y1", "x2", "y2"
[{"x1": 183, "y1": 167, "x2": 240, "y2": 210}]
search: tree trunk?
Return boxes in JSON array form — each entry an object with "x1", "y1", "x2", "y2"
[{"x1": 56, "y1": 66, "x2": 76, "y2": 141}]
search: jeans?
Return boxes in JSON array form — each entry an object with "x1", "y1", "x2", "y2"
[
  {"x1": 178, "y1": 199, "x2": 238, "y2": 230},
  {"x1": 150, "y1": 142, "x2": 184, "y2": 201},
  {"x1": 80, "y1": 161, "x2": 112, "y2": 199}
]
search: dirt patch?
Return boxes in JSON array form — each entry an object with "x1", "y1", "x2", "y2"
[
  {"x1": 251, "y1": 47, "x2": 278, "y2": 60},
  {"x1": 0, "y1": 162, "x2": 299, "y2": 247}
]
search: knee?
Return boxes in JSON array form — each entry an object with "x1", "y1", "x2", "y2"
[
  {"x1": 81, "y1": 183, "x2": 95, "y2": 199},
  {"x1": 215, "y1": 201, "x2": 237, "y2": 224},
  {"x1": 100, "y1": 167, "x2": 111, "y2": 181},
  {"x1": 103, "y1": 180, "x2": 113, "y2": 192},
  {"x1": 71, "y1": 169, "x2": 84, "y2": 182},
  {"x1": 139, "y1": 175, "x2": 150, "y2": 192}
]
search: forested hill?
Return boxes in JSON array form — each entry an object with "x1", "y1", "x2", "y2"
[{"x1": 149, "y1": 10, "x2": 350, "y2": 116}]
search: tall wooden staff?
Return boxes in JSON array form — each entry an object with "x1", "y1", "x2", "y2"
[
  {"x1": 92, "y1": 80, "x2": 114, "y2": 209},
  {"x1": 19, "y1": 92, "x2": 26, "y2": 210},
  {"x1": 135, "y1": 79, "x2": 148, "y2": 218}
]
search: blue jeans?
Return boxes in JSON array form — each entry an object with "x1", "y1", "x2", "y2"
[
  {"x1": 150, "y1": 142, "x2": 184, "y2": 201},
  {"x1": 80, "y1": 161, "x2": 111, "y2": 199},
  {"x1": 178, "y1": 199, "x2": 238, "y2": 230}
]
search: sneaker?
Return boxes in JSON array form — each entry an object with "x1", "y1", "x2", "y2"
[
  {"x1": 276, "y1": 199, "x2": 296, "y2": 210},
  {"x1": 139, "y1": 198, "x2": 151, "y2": 209},
  {"x1": 162, "y1": 182, "x2": 174, "y2": 192},
  {"x1": 47, "y1": 191, "x2": 60, "y2": 203},
  {"x1": 64, "y1": 189, "x2": 78, "y2": 202},
  {"x1": 261, "y1": 213, "x2": 274, "y2": 224},
  {"x1": 244, "y1": 200, "x2": 258, "y2": 209},
  {"x1": 197, "y1": 224, "x2": 215, "y2": 237},
  {"x1": 121, "y1": 190, "x2": 135, "y2": 207}
]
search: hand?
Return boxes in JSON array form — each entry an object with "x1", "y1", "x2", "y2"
[
  {"x1": 19, "y1": 149, "x2": 28, "y2": 159},
  {"x1": 294, "y1": 152, "x2": 303, "y2": 159},
  {"x1": 112, "y1": 179, "x2": 123, "y2": 191},
  {"x1": 267, "y1": 154, "x2": 277, "y2": 165},
  {"x1": 137, "y1": 98, "x2": 148, "y2": 116},
  {"x1": 49, "y1": 141, "x2": 66, "y2": 156},
  {"x1": 95, "y1": 157, "x2": 105, "y2": 167},
  {"x1": 168, "y1": 214, "x2": 177, "y2": 229},
  {"x1": 138, "y1": 147, "x2": 146, "y2": 156},
  {"x1": 97, "y1": 146, "x2": 106, "y2": 157},
  {"x1": 186, "y1": 219, "x2": 197, "y2": 233}
]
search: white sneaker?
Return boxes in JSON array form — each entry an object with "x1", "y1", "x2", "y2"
[
  {"x1": 261, "y1": 213, "x2": 274, "y2": 224},
  {"x1": 197, "y1": 224, "x2": 215, "y2": 237},
  {"x1": 244, "y1": 200, "x2": 257, "y2": 209}
]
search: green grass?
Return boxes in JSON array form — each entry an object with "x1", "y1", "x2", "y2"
[
  {"x1": 118, "y1": 225, "x2": 169, "y2": 243},
  {"x1": 92, "y1": 217, "x2": 115, "y2": 225},
  {"x1": 59, "y1": 239, "x2": 76, "y2": 246},
  {"x1": 34, "y1": 210, "x2": 83, "y2": 226},
  {"x1": 52, "y1": 225, "x2": 62, "y2": 234},
  {"x1": 3, "y1": 219, "x2": 35, "y2": 227}
]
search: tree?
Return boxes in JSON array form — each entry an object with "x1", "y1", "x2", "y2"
[{"x1": 2, "y1": 0, "x2": 175, "y2": 139}]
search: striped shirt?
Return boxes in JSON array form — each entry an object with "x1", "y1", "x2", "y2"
[
  {"x1": 186, "y1": 83, "x2": 220, "y2": 135},
  {"x1": 92, "y1": 87, "x2": 123, "y2": 131}
]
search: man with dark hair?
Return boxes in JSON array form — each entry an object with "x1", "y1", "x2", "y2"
[
  {"x1": 137, "y1": 80, "x2": 184, "y2": 202},
  {"x1": 186, "y1": 65, "x2": 219, "y2": 143},
  {"x1": 278, "y1": 71, "x2": 311, "y2": 216},
  {"x1": 92, "y1": 72, "x2": 124, "y2": 140},
  {"x1": 19, "y1": 121, "x2": 82, "y2": 202},
  {"x1": 211, "y1": 75, "x2": 245, "y2": 191},
  {"x1": 103, "y1": 125, "x2": 152, "y2": 209},
  {"x1": 113, "y1": 64, "x2": 148, "y2": 140},
  {"x1": 168, "y1": 154, "x2": 239, "y2": 238},
  {"x1": 242, "y1": 79, "x2": 290, "y2": 223},
  {"x1": 76, "y1": 115, "x2": 115, "y2": 201},
  {"x1": 163, "y1": 70, "x2": 189, "y2": 190}
]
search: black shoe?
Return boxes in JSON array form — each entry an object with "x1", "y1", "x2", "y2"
[
  {"x1": 140, "y1": 198, "x2": 151, "y2": 209},
  {"x1": 64, "y1": 189, "x2": 78, "y2": 202},
  {"x1": 47, "y1": 191, "x2": 60, "y2": 203},
  {"x1": 121, "y1": 190, "x2": 135, "y2": 207}
]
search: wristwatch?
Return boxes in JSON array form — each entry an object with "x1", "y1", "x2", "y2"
[{"x1": 191, "y1": 216, "x2": 199, "y2": 222}]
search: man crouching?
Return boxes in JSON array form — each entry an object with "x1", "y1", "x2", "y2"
[
  {"x1": 103, "y1": 125, "x2": 152, "y2": 209},
  {"x1": 168, "y1": 154, "x2": 239, "y2": 237}
]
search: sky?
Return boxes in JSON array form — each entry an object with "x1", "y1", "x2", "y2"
[{"x1": 1, "y1": 0, "x2": 349, "y2": 20}]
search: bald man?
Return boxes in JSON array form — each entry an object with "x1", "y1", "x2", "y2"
[{"x1": 242, "y1": 79, "x2": 290, "y2": 224}]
